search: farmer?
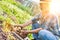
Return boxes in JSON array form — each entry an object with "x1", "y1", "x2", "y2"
[{"x1": 13, "y1": 0, "x2": 59, "y2": 40}]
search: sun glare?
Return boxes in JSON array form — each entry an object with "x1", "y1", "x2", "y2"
[{"x1": 49, "y1": 0, "x2": 60, "y2": 15}]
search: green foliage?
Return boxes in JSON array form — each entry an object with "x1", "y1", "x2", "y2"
[
  {"x1": 2, "y1": 0, "x2": 32, "y2": 15},
  {"x1": 0, "y1": 0, "x2": 33, "y2": 40},
  {"x1": 0, "y1": 1, "x2": 31, "y2": 23}
]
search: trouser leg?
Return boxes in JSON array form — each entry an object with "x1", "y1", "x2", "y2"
[{"x1": 38, "y1": 30, "x2": 58, "y2": 40}]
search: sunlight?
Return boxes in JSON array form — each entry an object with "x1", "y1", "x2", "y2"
[{"x1": 49, "y1": 0, "x2": 60, "y2": 15}]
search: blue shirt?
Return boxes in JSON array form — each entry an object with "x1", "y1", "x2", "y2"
[{"x1": 32, "y1": 14, "x2": 59, "y2": 39}]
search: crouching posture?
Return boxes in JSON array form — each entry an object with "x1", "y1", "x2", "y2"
[{"x1": 13, "y1": 13, "x2": 59, "y2": 40}]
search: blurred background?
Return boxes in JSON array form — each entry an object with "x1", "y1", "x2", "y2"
[{"x1": 0, "y1": 0, "x2": 60, "y2": 40}]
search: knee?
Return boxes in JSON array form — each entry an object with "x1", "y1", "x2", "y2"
[
  {"x1": 38, "y1": 30, "x2": 47, "y2": 39},
  {"x1": 38, "y1": 30, "x2": 47, "y2": 36},
  {"x1": 38, "y1": 30, "x2": 57, "y2": 40},
  {"x1": 38, "y1": 29, "x2": 54, "y2": 38}
]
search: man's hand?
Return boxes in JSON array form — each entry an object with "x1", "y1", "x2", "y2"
[
  {"x1": 13, "y1": 26, "x2": 21, "y2": 33},
  {"x1": 21, "y1": 30, "x2": 30, "y2": 35},
  {"x1": 12, "y1": 20, "x2": 32, "y2": 28},
  {"x1": 19, "y1": 30, "x2": 30, "y2": 38},
  {"x1": 13, "y1": 24, "x2": 24, "y2": 28}
]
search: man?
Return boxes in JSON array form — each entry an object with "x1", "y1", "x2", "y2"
[
  {"x1": 15, "y1": 14, "x2": 58, "y2": 40},
  {"x1": 13, "y1": 12, "x2": 59, "y2": 40}
]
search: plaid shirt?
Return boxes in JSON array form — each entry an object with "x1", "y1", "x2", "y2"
[{"x1": 32, "y1": 14, "x2": 59, "y2": 36}]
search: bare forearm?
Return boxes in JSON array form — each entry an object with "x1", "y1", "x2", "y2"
[
  {"x1": 22, "y1": 20, "x2": 32, "y2": 27},
  {"x1": 13, "y1": 20, "x2": 32, "y2": 28},
  {"x1": 28, "y1": 28, "x2": 43, "y2": 33}
]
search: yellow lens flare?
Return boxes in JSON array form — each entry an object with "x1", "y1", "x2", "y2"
[{"x1": 49, "y1": 0, "x2": 60, "y2": 15}]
